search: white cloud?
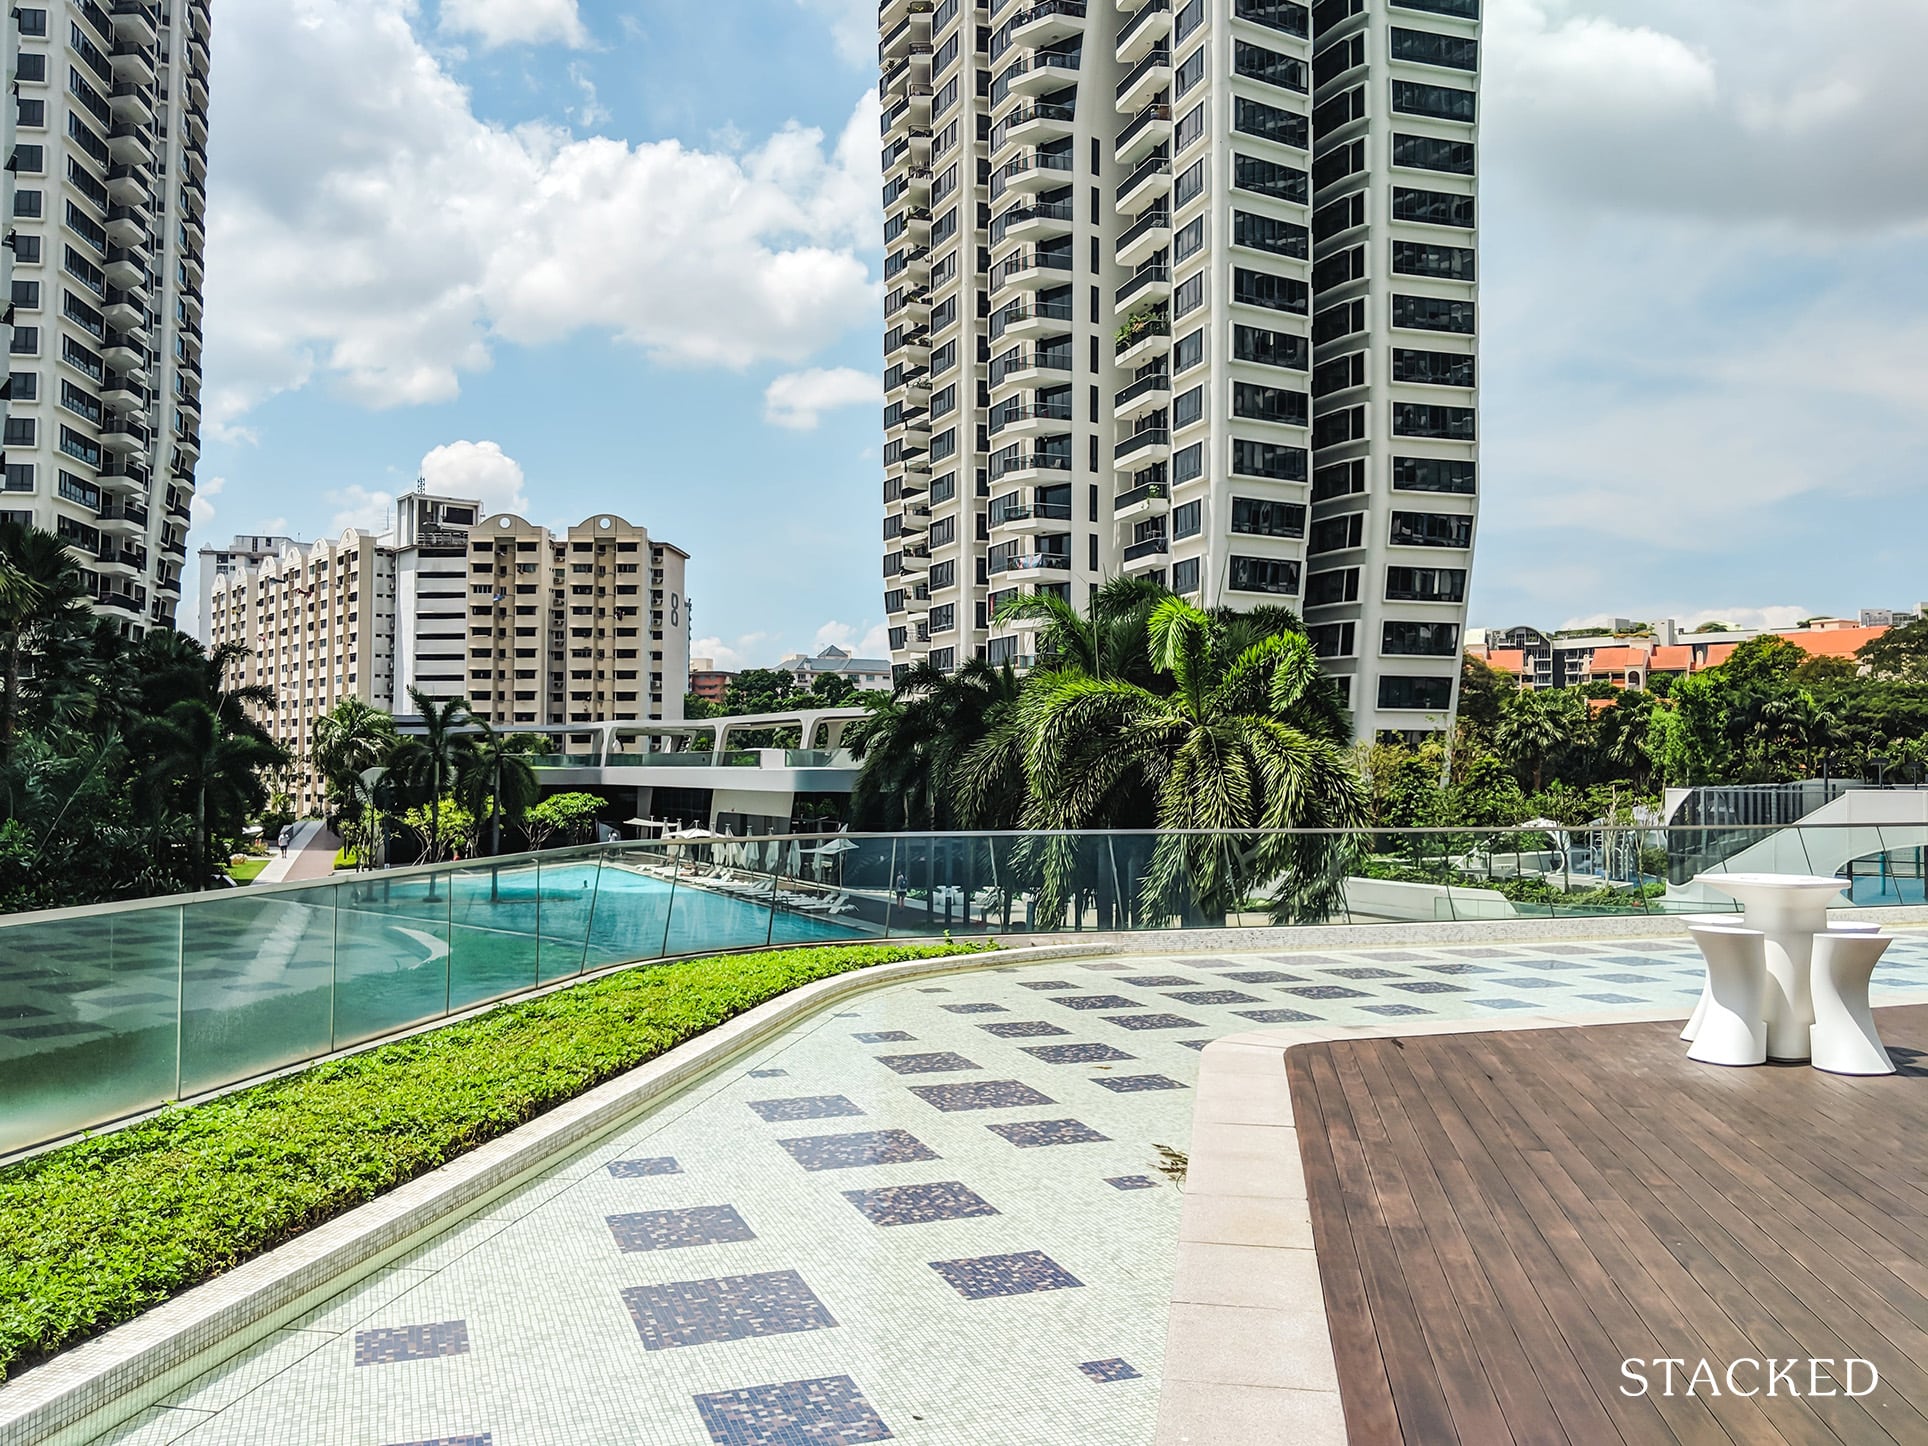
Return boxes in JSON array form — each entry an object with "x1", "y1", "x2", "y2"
[
  {"x1": 566, "y1": 62, "x2": 611, "y2": 128},
  {"x1": 203, "y1": 0, "x2": 880, "y2": 428},
  {"x1": 328, "y1": 485, "x2": 397, "y2": 534},
  {"x1": 795, "y1": 0, "x2": 873, "y2": 67},
  {"x1": 763, "y1": 367, "x2": 880, "y2": 430},
  {"x1": 189, "y1": 473, "x2": 226, "y2": 528},
  {"x1": 814, "y1": 620, "x2": 891, "y2": 657},
  {"x1": 418, "y1": 439, "x2": 530, "y2": 515},
  {"x1": 439, "y1": 0, "x2": 588, "y2": 49},
  {"x1": 691, "y1": 633, "x2": 773, "y2": 671}
]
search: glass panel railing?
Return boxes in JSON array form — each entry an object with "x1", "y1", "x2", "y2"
[
  {"x1": 0, "y1": 905, "x2": 182, "y2": 1156},
  {"x1": 180, "y1": 886, "x2": 335, "y2": 1096},
  {"x1": 12, "y1": 819, "x2": 1928, "y2": 1158}
]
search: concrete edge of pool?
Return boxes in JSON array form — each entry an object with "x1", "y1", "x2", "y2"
[{"x1": 0, "y1": 940, "x2": 1125, "y2": 1446}]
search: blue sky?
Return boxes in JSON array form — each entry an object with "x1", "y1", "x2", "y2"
[{"x1": 189, "y1": 0, "x2": 1928, "y2": 658}]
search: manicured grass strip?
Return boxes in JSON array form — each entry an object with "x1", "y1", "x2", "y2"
[
  {"x1": 0, "y1": 941, "x2": 989, "y2": 1382},
  {"x1": 226, "y1": 858, "x2": 269, "y2": 884}
]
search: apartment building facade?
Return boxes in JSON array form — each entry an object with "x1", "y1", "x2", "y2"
[
  {"x1": 877, "y1": 0, "x2": 1479, "y2": 739},
  {"x1": 461, "y1": 512, "x2": 692, "y2": 731},
  {"x1": 0, "y1": 0, "x2": 213, "y2": 636},
  {"x1": 194, "y1": 530, "x2": 297, "y2": 639},
  {"x1": 208, "y1": 495, "x2": 692, "y2": 811}
]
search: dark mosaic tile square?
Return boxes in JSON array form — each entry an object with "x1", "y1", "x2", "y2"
[
  {"x1": 1493, "y1": 976, "x2": 1565, "y2": 989},
  {"x1": 1418, "y1": 962, "x2": 1496, "y2": 976},
  {"x1": 747, "y1": 1069, "x2": 787, "y2": 1079},
  {"x1": 1116, "y1": 975, "x2": 1198, "y2": 988},
  {"x1": 0, "y1": 1004, "x2": 49, "y2": 1018},
  {"x1": 1164, "y1": 989, "x2": 1262, "y2": 1005},
  {"x1": 917, "y1": 987, "x2": 952, "y2": 993},
  {"x1": 608, "y1": 1156, "x2": 682, "y2": 1179},
  {"x1": 1177, "y1": 1038, "x2": 1214, "y2": 1050},
  {"x1": 1080, "y1": 1358, "x2": 1143, "y2": 1384},
  {"x1": 1281, "y1": 985, "x2": 1366, "y2": 1000},
  {"x1": 1021, "y1": 1042, "x2": 1136, "y2": 1064},
  {"x1": 1172, "y1": 957, "x2": 1237, "y2": 967},
  {"x1": 1017, "y1": 980, "x2": 1078, "y2": 990},
  {"x1": 1216, "y1": 970, "x2": 1305, "y2": 984},
  {"x1": 386, "y1": 1436, "x2": 492, "y2": 1446},
  {"x1": 1235, "y1": 1008, "x2": 1317, "y2": 1024},
  {"x1": 874, "y1": 1051, "x2": 980, "y2": 1075},
  {"x1": 1106, "y1": 1175, "x2": 1159, "y2": 1190},
  {"x1": 1597, "y1": 956, "x2": 1667, "y2": 967},
  {"x1": 1266, "y1": 953, "x2": 1340, "y2": 966},
  {"x1": 941, "y1": 1003, "x2": 1008, "y2": 1014},
  {"x1": 1321, "y1": 967, "x2": 1403, "y2": 980},
  {"x1": 1537, "y1": 944, "x2": 1608, "y2": 956},
  {"x1": 908, "y1": 1080, "x2": 1054, "y2": 1112},
  {"x1": 748, "y1": 1095, "x2": 864, "y2": 1123},
  {"x1": 608, "y1": 1205, "x2": 756, "y2": 1253},
  {"x1": 1470, "y1": 998, "x2": 1538, "y2": 1011},
  {"x1": 841, "y1": 1180, "x2": 999, "y2": 1226},
  {"x1": 1104, "y1": 1012, "x2": 1201, "y2": 1031},
  {"x1": 1591, "y1": 972, "x2": 1659, "y2": 985},
  {"x1": 852, "y1": 1031, "x2": 914, "y2": 1044},
  {"x1": 1092, "y1": 1074, "x2": 1188, "y2": 1093},
  {"x1": 988, "y1": 1118, "x2": 1110, "y2": 1148},
  {"x1": 693, "y1": 1375, "x2": 890, "y2": 1446},
  {"x1": 1390, "y1": 981, "x2": 1469, "y2": 995},
  {"x1": 1443, "y1": 947, "x2": 1517, "y2": 959},
  {"x1": 778, "y1": 1130, "x2": 939, "y2": 1172},
  {"x1": 32, "y1": 980, "x2": 106, "y2": 995},
  {"x1": 86, "y1": 992, "x2": 176, "y2": 1008},
  {"x1": 978, "y1": 1020, "x2": 1070, "y2": 1038},
  {"x1": 1361, "y1": 951, "x2": 1428, "y2": 962},
  {"x1": 930, "y1": 1250, "x2": 1083, "y2": 1300},
  {"x1": 1360, "y1": 1003, "x2": 1433, "y2": 1017},
  {"x1": 622, "y1": 1270, "x2": 838, "y2": 1351},
  {"x1": 1512, "y1": 959, "x2": 1594, "y2": 972},
  {"x1": 1051, "y1": 994, "x2": 1143, "y2": 1011},
  {"x1": 1580, "y1": 992, "x2": 1645, "y2": 1004},
  {"x1": 354, "y1": 1320, "x2": 470, "y2": 1367}
]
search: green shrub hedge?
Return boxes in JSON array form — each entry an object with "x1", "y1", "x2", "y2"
[{"x1": 0, "y1": 941, "x2": 989, "y2": 1381}]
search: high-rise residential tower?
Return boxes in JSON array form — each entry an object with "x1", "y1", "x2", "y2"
[
  {"x1": 0, "y1": 0, "x2": 213, "y2": 637},
  {"x1": 877, "y1": 0, "x2": 1479, "y2": 739}
]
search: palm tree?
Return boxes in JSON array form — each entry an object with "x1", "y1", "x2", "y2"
[
  {"x1": 0, "y1": 521, "x2": 92, "y2": 757},
  {"x1": 993, "y1": 574, "x2": 1168, "y2": 685},
  {"x1": 388, "y1": 688, "x2": 472, "y2": 863},
  {"x1": 1495, "y1": 687, "x2": 1580, "y2": 793},
  {"x1": 1012, "y1": 597, "x2": 1365, "y2": 923},
  {"x1": 846, "y1": 660, "x2": 1024, "y2": 830},
  {"x1": 457, "y1": 716, "x2": 540, "y2": 857},
  {"x1": 312, "y1": 698, "x2": 399, "y2": 809},
  {"x1": 134, "y1": 698, "x2": 290, "y2": 889}
]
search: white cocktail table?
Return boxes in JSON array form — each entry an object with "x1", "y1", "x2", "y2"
[{"x1": 1693, "y1": 872, "x2": 1847, "y2": 1061}]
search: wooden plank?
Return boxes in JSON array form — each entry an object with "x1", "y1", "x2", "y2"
[
  {"x1": 1300, "y1": 1045, "x2": 1460, "y2": 1443},
  {"x1": 1328, "y1": 1041, "x2": 1516, "y2": 1444},
  {"x1": 1288, "y1": 1045, "x2": 1403, "y2": 1443},
  {"x1": 1413, "y1": 1031, "x2": 1749, "y2": 1446},
  {"x1": 1492, "y1": 1025, "x2": 1911, "y2": 1444},
  {"x1": 1347, "y1": 1037, "x2": 1577, "y2": 1443}
]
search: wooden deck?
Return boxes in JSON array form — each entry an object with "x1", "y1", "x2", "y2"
[{"x1": 1288, "y1": 1005, "x2": 1928, "y2": 1444}]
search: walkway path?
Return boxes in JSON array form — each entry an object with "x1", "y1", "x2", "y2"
[
  {"x1": 94, "y1": 934, "x2": 1928, "y2": 1445},
  {"x1": 251, "y1": 822, "x2": 340, "y2": 887}
]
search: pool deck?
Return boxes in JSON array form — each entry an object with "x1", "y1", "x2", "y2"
[{"x1": 1166, "y1": 1004, "x2": 1928, "y2": 1445}]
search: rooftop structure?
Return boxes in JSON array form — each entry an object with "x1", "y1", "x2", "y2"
[{"x1": 1470, "y1": 616, "x2": 1897, "y2": 690}]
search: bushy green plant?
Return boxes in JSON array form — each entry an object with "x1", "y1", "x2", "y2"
[{"x1": 0, "y1": 941, "x2": 989, "y2": 1381}]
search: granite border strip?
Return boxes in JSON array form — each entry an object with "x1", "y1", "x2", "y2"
[
  {"x1": 0, "y1": 941, "x2": 1118, "y2": 1446},
  {"x1": 1150, "y1": 987, "x2": 1749, "y2": 1445}
]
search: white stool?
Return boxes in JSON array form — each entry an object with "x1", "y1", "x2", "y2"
[
  {"x1": 1680, "y1": 913, "x2": 1745, "y2": 1042},
  {"x1": 1826, "y1": 919, "x2": 1883, "y2": 933},
  {"x1": 1810, "y1": 932, "x2": 1895, "y2": 1076},
  {"x1": 1686, "y1": 924, "x2": 1768, "y2": 1067}
]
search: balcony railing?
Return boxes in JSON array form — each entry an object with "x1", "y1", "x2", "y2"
[
  {"x1": 990, "y1": 296, "x2": 1075, "y2": 339},
  {"x1": 989, "y1": 450, "x2": 1074, "y2": 479},
  {"x1": 989, "y1": 349, "x2": 1073, "y2": 383},
  {"x1": 1115, "y1": 312, "x2": 1170, "y2": 354},
  {"x1": 1115, "y1": 154, "x2": 1171, "y2": 203},
  {"x1": 988, "y1": 401, "x2": 1074, "y2": 435},
  {"x1": 989, "y1": 550, "x2": 1073, "y2": 574},
  {"x1": 989, "y1": 498, "x2": 1075, "y2": 525},
  {"x1": 1114, "y1": 264, "x2": 1171, "y2": 305},
  {"x1": 1115, "y1": 427, "x2": 1170, "y2": 460},
  {"x1": 990, "y1": 199, "x2": 1073, "y2": 244},
  {"x1": 1114, "y1": 480, "x2": 1169, "y2": 511},
  {"x1": 1114, "y1": 46, "x2": 1171, "y2": 102},
  {"x1": 989, "y1": 247, "x2": 1073, "y2": 288},
  {"x1": 1122, "y1": 535, "x2": 1169, "y2": 561},
  {"x1": 1114, "y1": 103, "x2": 1172, "y2": 158},
  {"x1": 1117, "y1": 0, "x2": 1171, "y2": 49},
  {"x1": 1114, "y1": 372, "x2": 1170, "y2": 408},
  {"x1": 1116, "y1": 206, "x2": 1170, "y2": 252}
]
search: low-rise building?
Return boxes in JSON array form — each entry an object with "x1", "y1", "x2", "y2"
[
  {"x1": 688, "y1": 657, "x2": 735, "y2": 705},
  {"x1": 1468, "y1": 615, "x2": 1894, "y2": 691},
  {"x1": 775, "y1": 646, "x2": 892, "y2": 693}
]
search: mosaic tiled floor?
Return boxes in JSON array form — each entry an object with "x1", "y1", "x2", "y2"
[{"x1": 95, "y1": 933, "x2": 1928, "y2": 1446}]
